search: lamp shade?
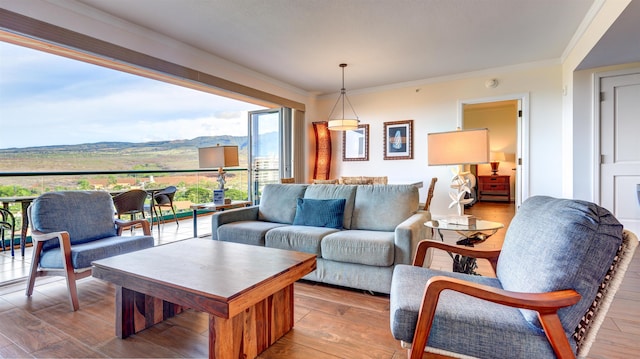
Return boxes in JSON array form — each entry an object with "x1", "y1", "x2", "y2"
[
  {"x1": 491, "y1": 151, "x2": 506, "y2": 162},
  {"x1": 328, "y1": 119, "x2": 359, "y2": 131},
  {"x1": 428, "y1": 128, "x2": 490, "y2": 165},
  {"x1": 198, "y1": 145, "x2": 239, "y2": 168}
]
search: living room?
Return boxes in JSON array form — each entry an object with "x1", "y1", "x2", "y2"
[
  {"x1": 3, "y1": 0, "x2": 637, "y2": 232},
  {"x1": 0, "y1": 1, "x2": 639, "y2": 358}
]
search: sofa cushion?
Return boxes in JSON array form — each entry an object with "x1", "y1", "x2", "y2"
[
  {"x1": 321, "y1": 230, "x2": 395, "y2": 266},
  {"x1": 266, "y1": 225, "x2": 339, "y2": 256},
  {"x1": 217, "y1": 220, "x2": 288, "y2": 246},
  {"x1": 293, "y1": 198, "x2": 346, "y2": 229},
  {"x1": 304, "y1": 184, "x2": 357, "y2": 229},
  {"x1": 31, "y1": 191, "x2": 118, "y2": 252},
  {"x1": 258, "y1": 184, "x2": 308, "y2": 224},
  {"x1": 390, "y1": 265, "x2": 558, "y2": 358},
  {"x1": 496, "y1": 196, "x2": 623, "y2": 331},
  {"x1": 351, "y1": 185, "x2": 418, "y2": 231},
  {"x1": 40, "y1": 234, "x2": 154, "y2": 269}
]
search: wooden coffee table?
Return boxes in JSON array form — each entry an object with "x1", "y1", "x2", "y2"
[{"x1": 92, "y1": 239, "x2": 316, "y2": 359}]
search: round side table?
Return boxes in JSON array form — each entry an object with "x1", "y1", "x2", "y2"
[{"x1": 425, "y1": 219, "x2": 504, "y2": 274}]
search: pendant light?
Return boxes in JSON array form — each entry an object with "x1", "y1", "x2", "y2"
[{"x1": 327, "y1": 63, "x2": 359, "y2": 131}]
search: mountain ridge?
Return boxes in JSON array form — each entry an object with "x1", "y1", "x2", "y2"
[{"x1": 0, "y1": 135, "x2": 249, "y2": 153}]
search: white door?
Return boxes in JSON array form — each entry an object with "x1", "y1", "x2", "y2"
[{"x1": 600, "y1": 72, "x2": 640, "y2": 235}]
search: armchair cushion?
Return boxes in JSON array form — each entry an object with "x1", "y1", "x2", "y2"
[
  {"x1": 40, "y1": 235, "x2": 154, "y2": 269},
  {"x1": 391, "y1": 265, "x2": 559, "y2": 358},
  {"x1": 496, "y1": 196, "x2": 623, "y2": 331},
  {"x1": 31, "y1": 191, "x2": 117, "y2": 251}
]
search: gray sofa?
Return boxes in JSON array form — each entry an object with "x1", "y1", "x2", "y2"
[{"x1": 211, "y1": 183, "x2": 431, "y2": 294}]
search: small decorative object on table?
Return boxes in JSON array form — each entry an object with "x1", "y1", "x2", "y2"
[
  {"x1": 445, "y1": 214, "x2": 476, "y2": 226},
  {"x1": 213, "y1": 189, "x2": 224, "y2": 205}
]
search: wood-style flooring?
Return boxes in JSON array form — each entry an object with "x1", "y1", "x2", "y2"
[{"x1": 0, "y1": 202, "x2": 638, "y2": 358}]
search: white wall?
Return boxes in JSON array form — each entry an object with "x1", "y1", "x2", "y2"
[{"x1": 310, "y1": 64, "x2": 564, "y2": 215}]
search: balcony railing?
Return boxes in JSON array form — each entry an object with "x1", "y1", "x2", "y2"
[{"x1": 0, "y1": 168, "x2": 281, "y2": 248}]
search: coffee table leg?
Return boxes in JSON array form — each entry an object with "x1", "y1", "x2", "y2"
[
  {"x1": 116, "y1": 286, "x2": 135, "y2": 338},
  {"x1": 207, "y1": 284, "x2": 295, "y2": 359}
]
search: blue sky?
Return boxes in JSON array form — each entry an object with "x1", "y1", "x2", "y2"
[{"x1": 0, "y1": 41, "x2": 265, "y2": 149}]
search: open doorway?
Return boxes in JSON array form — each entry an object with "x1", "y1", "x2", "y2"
[{"x1": 460, "y1": 94, "x2": 529, "y2": 208}]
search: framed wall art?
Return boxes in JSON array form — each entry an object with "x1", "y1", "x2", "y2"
[
  {"x1": 383, "y1": 120, "x2": 413, "y2": 160},
  {"x1": 342, "y1": 124, "x2": 369, "y2": 161}
]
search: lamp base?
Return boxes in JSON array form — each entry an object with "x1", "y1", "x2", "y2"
[{"x1": 490, "y1": 161, "x2": 500, "y2": 175}]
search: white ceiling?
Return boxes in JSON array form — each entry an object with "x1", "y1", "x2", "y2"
[{"x1": 74, "y1": 0, "x2": 637, "y2": 96}]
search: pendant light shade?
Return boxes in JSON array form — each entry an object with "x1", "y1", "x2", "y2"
[
  {"x1": 328, "y1": 119, "x2": 359, "y2": 131},
  {"x1": 327, "y1": 63, "x2": 359, "y2": 131}
]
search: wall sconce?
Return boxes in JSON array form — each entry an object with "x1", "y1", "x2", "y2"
[{"x1": 313, "y1": 121, "x2": 331, "y2": 180}]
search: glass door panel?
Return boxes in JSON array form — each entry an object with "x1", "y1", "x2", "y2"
[{"x1": 249, "y1": 108, "x2": 287, "y2": 204}]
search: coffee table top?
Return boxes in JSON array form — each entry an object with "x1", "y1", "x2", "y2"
[{"x1": 92, "y1": 239, "x2": 316, "y2": 317}]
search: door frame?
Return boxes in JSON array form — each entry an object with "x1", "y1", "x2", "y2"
[{"x1": 458, "y1": 93, "x2": 530, "y2": 208}]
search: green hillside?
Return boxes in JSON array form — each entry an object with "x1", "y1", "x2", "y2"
[{"x1": 0, "y1": 135, "x2": 249, "y2": 172}]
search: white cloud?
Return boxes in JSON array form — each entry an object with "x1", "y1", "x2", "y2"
[{"x1": 0, "y1": 42, "x2": 265, "y2": 148}]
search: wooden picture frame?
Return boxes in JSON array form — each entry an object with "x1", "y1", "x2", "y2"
[
  {"x1": 342, "y1": 124, "x2": 369, "y2": 161},
  {"x1": 384, "y1": 120, "x2": 413, "y2": 160}
]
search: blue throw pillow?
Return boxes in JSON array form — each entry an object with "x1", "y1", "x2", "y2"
[{"x1": 293, "y1": 198, "x2": 346, "y2": 229}]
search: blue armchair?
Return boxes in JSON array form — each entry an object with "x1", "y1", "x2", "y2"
[
  {"x1": 390, "y1": 196, "x2": 638, "y2": 359},
  {"x1": 26, "y1": 191, "x2": 155, "y2": 311}
]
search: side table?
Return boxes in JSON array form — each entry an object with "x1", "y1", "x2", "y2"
[
  {"x1": 425, "y1": 219, "x2": 504, "y2": 274},
  {"x1": 478, "y1": 175, "x2": 510, "y2": 202},
  {"x1": 189, "y1": 200, "x2": 251, "y2": 237}
]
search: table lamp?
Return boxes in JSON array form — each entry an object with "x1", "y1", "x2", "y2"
[
  {"x1": 427, "y1": 128, "x2": 489, "y2": 221},
  {"x1": 490, "y1": 151, "x2": 506, "y2": 175},
  {"x1": 198, "y1": 144, "x2": 239, "y2": 192}
]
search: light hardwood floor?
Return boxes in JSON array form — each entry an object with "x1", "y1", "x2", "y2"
[{"x1": 0, "y1": 202, "x2": 638, "y2": 358}]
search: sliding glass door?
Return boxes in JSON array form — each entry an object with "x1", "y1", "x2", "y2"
[{"x1": 248, "y1": 108, "x2": 291, "y2": 204}]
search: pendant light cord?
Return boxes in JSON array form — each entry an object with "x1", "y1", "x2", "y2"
[{"x1": 328, "y1": 64, "x2": 359, "y2": 121}]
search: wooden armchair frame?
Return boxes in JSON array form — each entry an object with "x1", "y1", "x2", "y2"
[
  {"x1": 409, "y1": 230, "x2": 638, "y2": 359},
  {"x1": 26, "y1": 205, "x2": 151, "y2": 311}
]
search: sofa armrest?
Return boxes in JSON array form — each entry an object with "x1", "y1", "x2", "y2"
[
  {"x1": 394, "y1": 211, "x2": 431, "y2": 266},
  {"x1": 211, "y1": 206, "x2": 260, "y2": 240}
]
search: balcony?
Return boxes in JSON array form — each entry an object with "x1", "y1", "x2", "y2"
[{"x1": 0, "y1": 168, "x2": 283, "y2": 285}]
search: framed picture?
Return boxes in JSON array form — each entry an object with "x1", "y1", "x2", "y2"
[
  {"x1": 384, "y1": 120, "x2": 413, "y2": 160},
  {"x1": 342, "y1": 124, "x2": 369, "y2": 161}
]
